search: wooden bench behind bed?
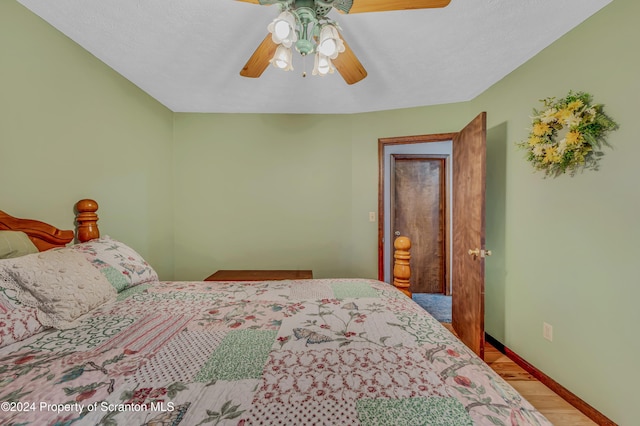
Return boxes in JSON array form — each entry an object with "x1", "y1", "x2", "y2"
[{"x1": 1, "y1": 199, "x2": 412, "y2": 295}]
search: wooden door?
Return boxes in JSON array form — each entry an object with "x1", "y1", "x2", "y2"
[
  {"x1": 391, "y1": 156, "x2": 447, "y2": 294},
  {"x1": 452, "y1": 112, "x2": 487, "y2": 359}
]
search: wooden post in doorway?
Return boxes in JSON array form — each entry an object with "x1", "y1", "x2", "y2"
[{"x1": 393, "y1": 236, "x2": 412, "y2": 297}]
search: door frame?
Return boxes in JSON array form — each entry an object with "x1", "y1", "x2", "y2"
[
  {"x1": 378, "y1": 133, "x2": 456, "y2": 285},
  {"x1": 390, "y1": 154, "x2": 450, "y2": 294}
]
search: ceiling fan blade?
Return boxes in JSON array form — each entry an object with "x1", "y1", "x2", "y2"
[
  {"x1": 333, "y1": 38, "x2": 367, "y2": 85},
  {"x1": 347, "y1": 0, "x2": 451, "y2": 14},
  {"x1": 240, "y1": 34, "x2": 278, "y2": 78}
]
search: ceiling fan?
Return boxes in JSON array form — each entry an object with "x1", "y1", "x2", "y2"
[{"x1": 237, "y1": 0, "x2": 451, "y2": 84}]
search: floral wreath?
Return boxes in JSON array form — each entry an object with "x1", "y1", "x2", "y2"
[{"x1": 518, "y1": 91, "x2": 618, "y2": 177}]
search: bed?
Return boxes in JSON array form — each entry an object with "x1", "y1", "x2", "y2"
[{"x1": 0, "y1": 200, "x2": 550, "y2": 425}]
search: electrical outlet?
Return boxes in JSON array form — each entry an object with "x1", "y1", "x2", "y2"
[
  {"x1": 369, "y1": 212, "x2": 376, "y2": 222},
  {"x1": 543, "y1": 322, "x2": 553, "y2": 341}
]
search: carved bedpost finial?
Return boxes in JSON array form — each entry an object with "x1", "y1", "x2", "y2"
[
  {"x1": 393, "y1": 236, "x2": 412, "y2": 298},
  {"x1": 75, "y1": 199, "x2": 100, "y2": 243}
]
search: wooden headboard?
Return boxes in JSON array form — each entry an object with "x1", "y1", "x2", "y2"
[{"x1": 0, "y1": 199, "x2": 100, "y2": 251}]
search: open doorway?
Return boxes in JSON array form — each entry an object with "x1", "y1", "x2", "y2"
[
  {"x1": 379, "y1": 137, "x2": 453, "y2": 323},
  {"x1": 378, "y1": 113, "x2": 488, "y2": 358}
]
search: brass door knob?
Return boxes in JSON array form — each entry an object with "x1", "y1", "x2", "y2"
[{"x1": 468, "y1": 248, "x2": 492, "y2": 258}]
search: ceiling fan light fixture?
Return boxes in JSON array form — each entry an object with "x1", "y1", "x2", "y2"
[
  {"x1": 312, "y1": 53, "x2": 335, "y2": 76},
  {"x1": 268, "y1": 11, "x2": 298, "y2": 47},
  {"x1": 242, "y1": 0, "x2": 453, "y2": 83},
  {"x1": 270, "y1": 44, "x2": 294, "y2": 71},
  {"x1": 266, "y1": 8, "x2": 343, "y2": 78}
]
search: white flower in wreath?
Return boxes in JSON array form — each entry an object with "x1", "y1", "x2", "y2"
[
  {"x1": 565, "y1": 114, "x2": 581, "y2": 127},
  {"x1": 557, "y1": 139, "x2": 568, "y2": 155},
  {"x1": 532, "y1": 144, "x2": 544, "y2": 157},
  {"x1": 540, "y1": 108, "x2": 558, "y2": 124}
]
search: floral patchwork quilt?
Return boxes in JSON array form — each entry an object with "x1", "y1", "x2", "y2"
[{"x1": 0, "y1": 279, "x2": 550, "y2": 425}]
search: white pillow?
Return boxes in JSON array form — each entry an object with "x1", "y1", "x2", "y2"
[{"x1": 0, "y1": 249, "x2": 116, "y2": 330}]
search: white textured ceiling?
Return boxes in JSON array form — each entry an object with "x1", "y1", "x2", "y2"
[{"x1": 17, "y1": 0, "x2": 611, "y2": 114}]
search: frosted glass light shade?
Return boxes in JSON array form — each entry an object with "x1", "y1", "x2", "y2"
[
  {"x1": 268, "y1": 11, "x2": 298, "y2": 48},
  {"x1": 317, "y1": 24, "x2": 344, "y2": 59},
  {"x1": 270, "y1": 45, "x2": 294, "y2": 71},
  {"x1": 312, "y1": 53, "x2": 334, "y2": 76}
]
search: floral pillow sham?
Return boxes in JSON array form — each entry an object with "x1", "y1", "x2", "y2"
[
  {"x1": 68, "y1": 235, "x2": 159, "y2": 292},
  {"x1": 0, "y1": 281, "x2": 44, "y2": 349}
]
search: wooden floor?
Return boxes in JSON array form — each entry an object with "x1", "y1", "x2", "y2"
[{"x1": 441, "y1": 324, "x2": 596, "y2": 425}]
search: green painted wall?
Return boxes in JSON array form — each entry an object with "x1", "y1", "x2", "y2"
[
  {"x1": 173, "y1": 113, "x2": 353, "y2": 280},
  {"x1": 470, "y1": 1, "x2": 639, "y2": 423},
  {"x1": 3, "y1": 0, "x2": 637, "y2": 422},
  {"x1": 0, "y1": 1, "x2": 175, "y2": 279}
]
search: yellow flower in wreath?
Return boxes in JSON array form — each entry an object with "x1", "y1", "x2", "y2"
[
  {"x1": 565, "y1": 131, "x2": 583, "y2": 146},
  {"x1": 555, "y1": 108, "x2": 572, "y2": 124},
  {"x1": 528, "y1": 136, "x2": 542, "y2": 146},
  {"x1": 543, "y1": 146, "x2": 561, "y2": 164},
  {"x1": 567, "y1": 100, "x2": 584, "y2": 111},
  {"x1": 532, "y1": 122, "x2": 550, "y2": 137}
]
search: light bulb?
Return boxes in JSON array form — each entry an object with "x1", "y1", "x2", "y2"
[
  {"x1": 318, "y1": 39, "x2": 336, "y2": 57},
  {"x1": 318, "y1": 56, "x2": 331, "y2": 75},
  {"x1": 274, "y1": 20, "x2": 291, "y2": 40}
]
